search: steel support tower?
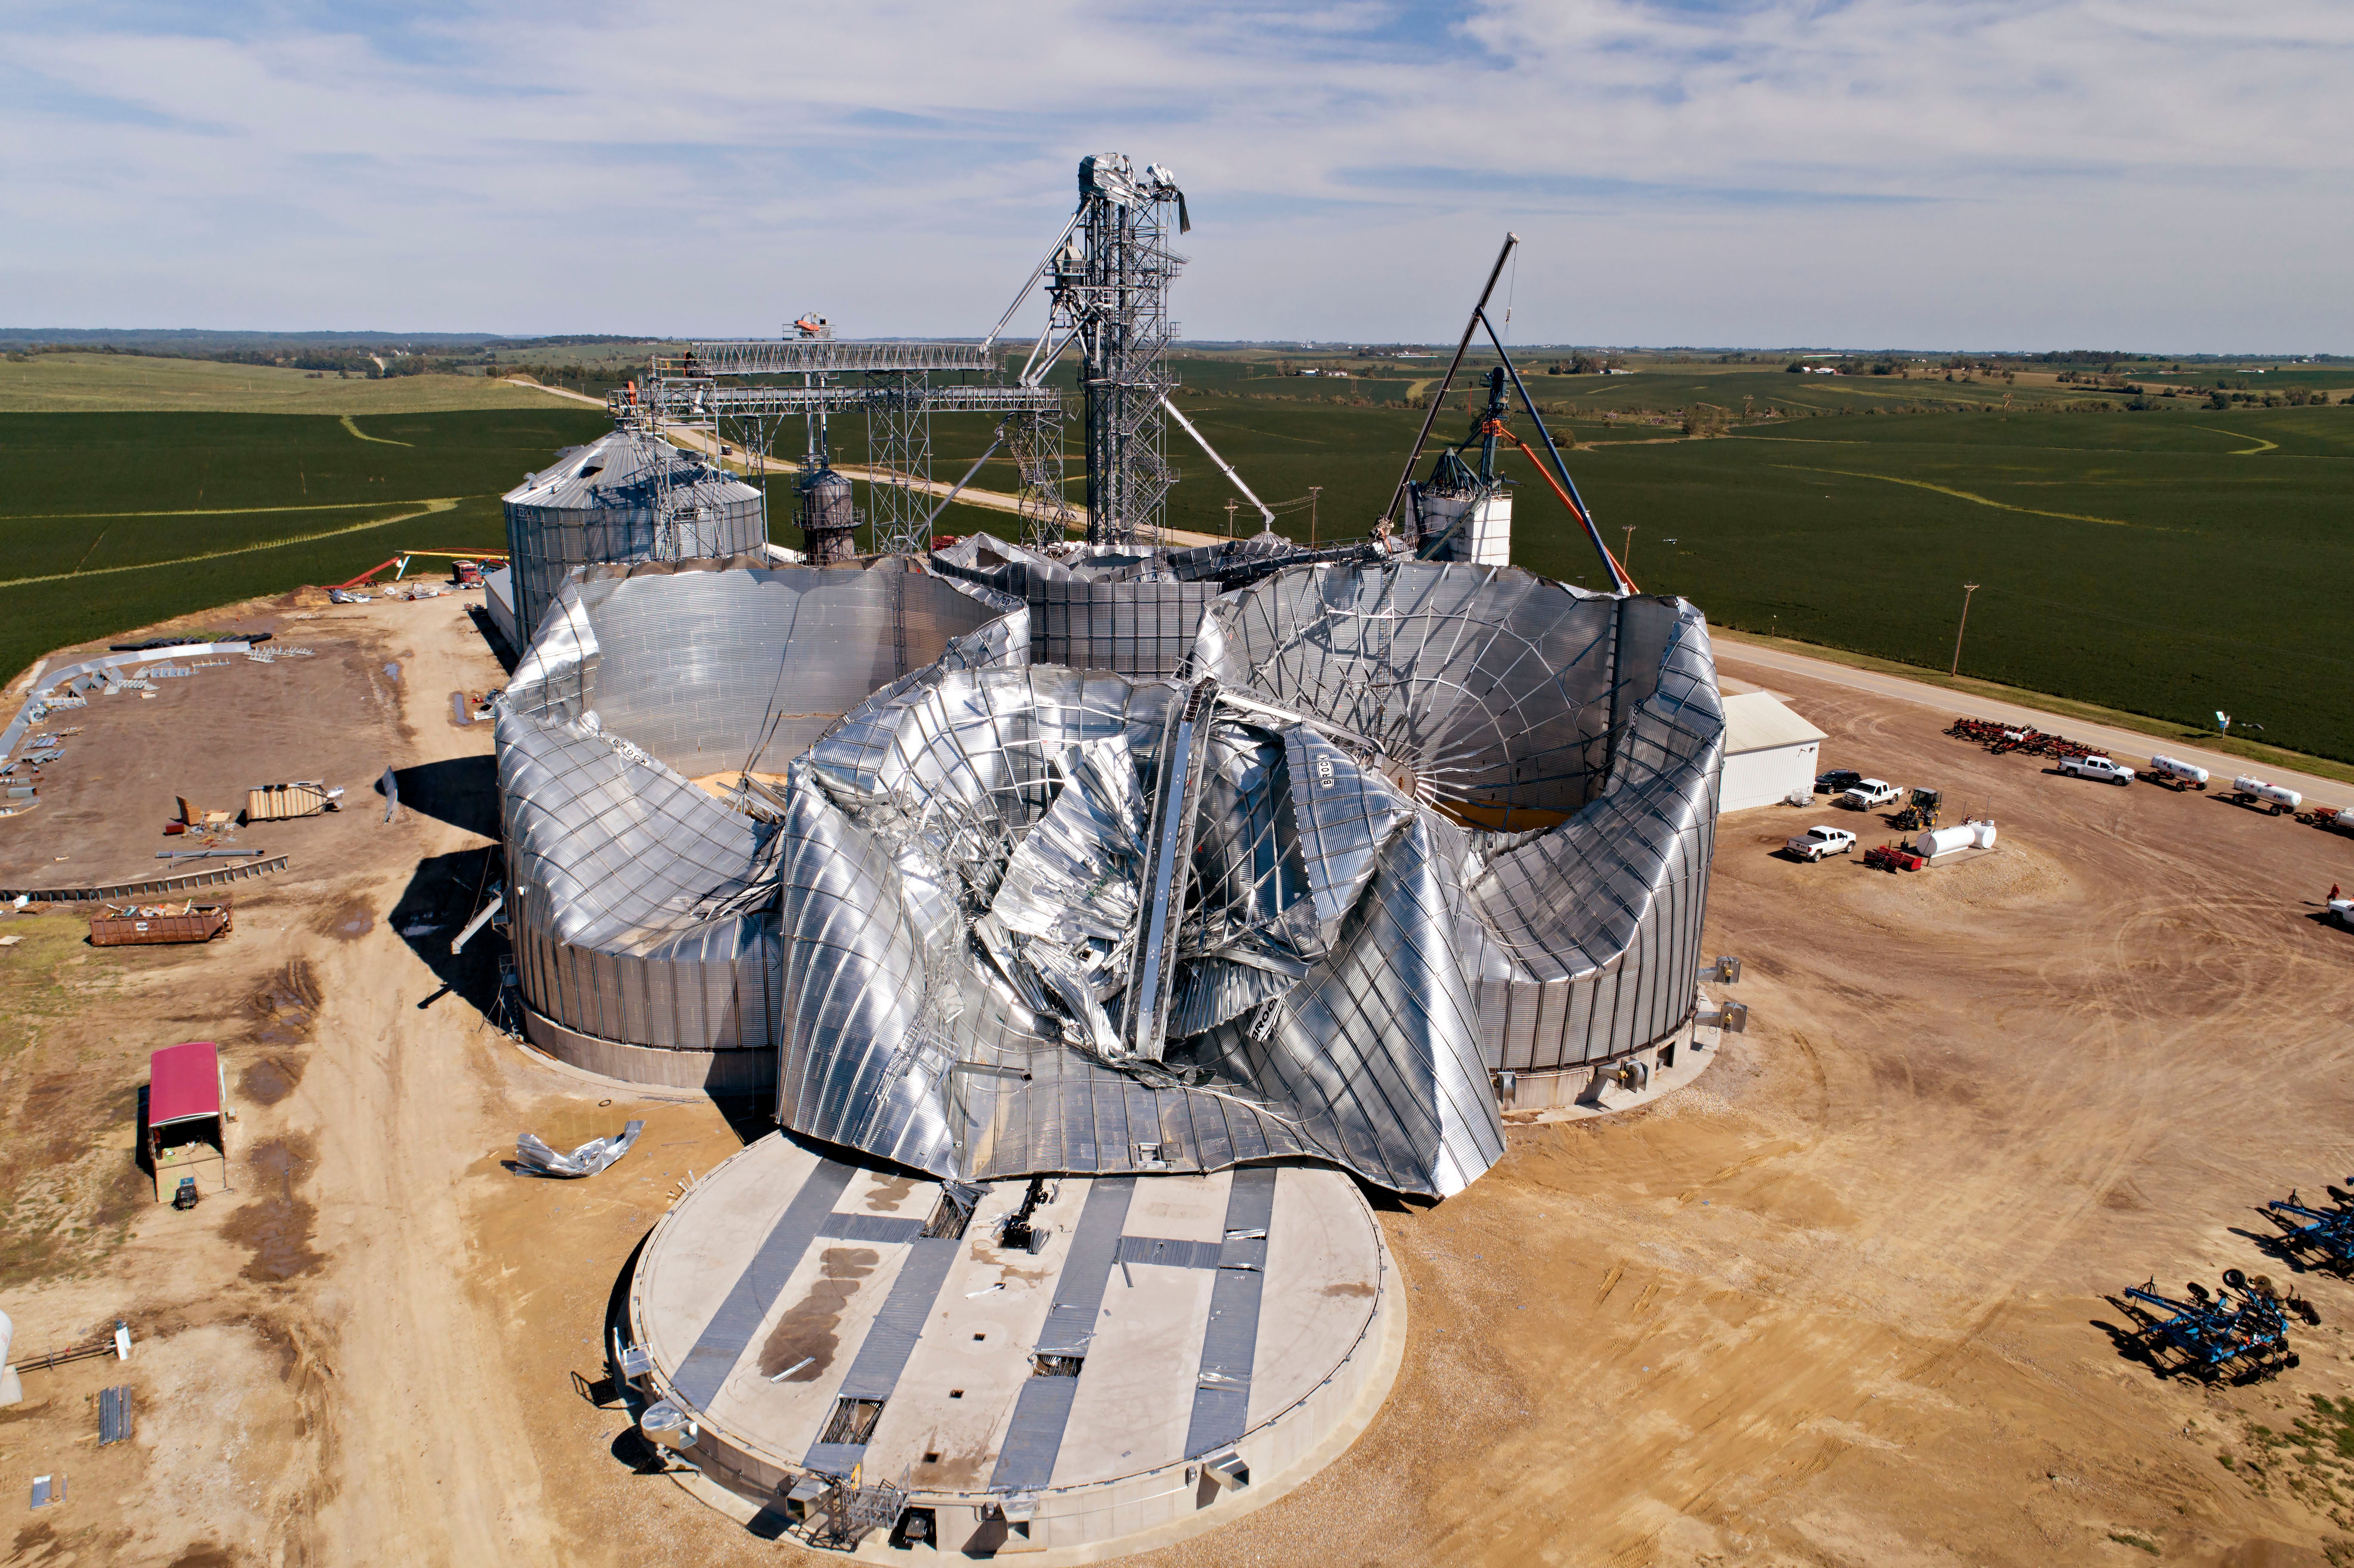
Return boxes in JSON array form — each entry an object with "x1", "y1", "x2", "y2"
[
  {"x1": 996, "y1": 155, "x2": 1189, "y2": 549},
  {"x1": 1006, "y1": 406, "x2": 1076, "y2": 552}
]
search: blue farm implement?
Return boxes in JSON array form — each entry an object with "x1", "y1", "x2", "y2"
[
  {"x1": 2264, "y1": 1185, "x2": 2354, "y2": 1275},
  {"x1": 2117, "y1": 1269, "x2": 2297, "y2": 1381}
]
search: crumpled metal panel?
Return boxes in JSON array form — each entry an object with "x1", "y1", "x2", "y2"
[
  {"x1": 773, "y1": 660, "x2": 1508, "y2": 1196},
  {"x1": 495, "y1": 559, "x2": 1024, "y2": 1062},
  {"x1": 501, "y1": 544, "x2": 1719, "y2": 1196},
  {"x1": 990, "y1": 736, "x2": 1151, "y2": 1059},
  {"x1": 517, "y1": 1118, "x2": 646, "y2": 1177},
  {"x1": 1193, "y1": 562, "x2": 1725, "y2": 1073}
]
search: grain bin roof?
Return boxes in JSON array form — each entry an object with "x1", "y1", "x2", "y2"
[{"x1": 501, "y1": 427, "x2": 760, "y2": 512}]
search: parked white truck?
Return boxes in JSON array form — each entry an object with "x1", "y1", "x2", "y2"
[
  {"x1": 1838, "y1": 779, "x2": 1901, "y2": 810},
  {"x1": 2058, "y1": 753, "x2": 2135, "y2": 785},
  {"x1": 1785, "y1": 826, "x2": 1859, "y2": 862}
]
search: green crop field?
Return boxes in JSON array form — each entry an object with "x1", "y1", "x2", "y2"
[
  {"x1": 0, "y1": 352, "x2": 617, "y2": 415},
  {"x1": 931, "y1": 387, "x2": 2354, "y2": 765},
  {"x1": 4, "y1": 349, "x2": 2348, "y2": 769},
  {"x1": 0, "y1": 408, "x2": 609, "y2": 686}
]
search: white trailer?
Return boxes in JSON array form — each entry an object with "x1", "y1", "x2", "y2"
[{"x1": 2227, "y1": 775, "x2": 2302, "y2": 816}]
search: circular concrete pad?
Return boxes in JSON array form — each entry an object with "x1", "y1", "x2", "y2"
[{"x1": 629, "y1": 1132, "x2": 1398, "y2": 1557}]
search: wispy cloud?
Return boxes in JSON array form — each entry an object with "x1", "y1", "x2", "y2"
[{"x1": 0, "y1": 1, "x2": 2347, "y2": 348}]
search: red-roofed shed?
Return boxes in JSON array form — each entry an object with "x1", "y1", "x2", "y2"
[{"x1": 146, "y1": 1042, "x2": 232, "y2": 1202}]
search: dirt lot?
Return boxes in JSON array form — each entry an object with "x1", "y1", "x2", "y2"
[{"x1": 3, "y1": 606, "x2": 2352, "y2": 1568}]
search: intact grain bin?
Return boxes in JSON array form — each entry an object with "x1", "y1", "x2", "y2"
[{"x1": 502, "y1": 428, "x2": 766, "y2": 641}]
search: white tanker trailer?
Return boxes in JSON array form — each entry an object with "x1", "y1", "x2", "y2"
[
  {"x1": 2227, "y1": 775, "x2": 2302, "y2": 816},
  {"x1": 2145, "y1": 754, "x2": 2210, "y2": 791}
]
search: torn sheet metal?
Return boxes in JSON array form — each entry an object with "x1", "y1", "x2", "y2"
[
  {"x1": 517, "y1": 1119, "x2": 646, "y2": 1177},
  {"x1": 772, "y1": 561, "x2": 1723, "y2": 1198},
  {"x1": 492, "y1": 558, "x2": 1024, "y2": 1067}
]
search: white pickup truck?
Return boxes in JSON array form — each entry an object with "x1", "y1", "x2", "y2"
[
  {"x1": 2057, "y1": 753, "x2": 2134, "y2": 785},
  {"x1": 1785, "y1": 826, "x2": 1858, "y2": 862},
  {"x1": 1838, "y1": 779, "x2": 1900, "y2": 810}
]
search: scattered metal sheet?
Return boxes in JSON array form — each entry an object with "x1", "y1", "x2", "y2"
[
  {"x1": 1114, "y1": 1235, "x2": 1224, "y2": 1270},
  {"x1": 98, "y1": 1386, "x2": 131, "y2": 1446},
  {"x1": 1, "y1": 856, "x2": 289, "y2": 904},
  {"x1": 515, "y1": 1119, "x2": 645, "y2": 1178}
]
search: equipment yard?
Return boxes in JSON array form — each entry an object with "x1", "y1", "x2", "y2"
[{"x1": 0, "y1": 584, "x2": 2346, "y2": 1567}]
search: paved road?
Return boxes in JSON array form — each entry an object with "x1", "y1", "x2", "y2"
[{"x1": 1716, "y1": 635, "x2": 2349, "y2": 806}]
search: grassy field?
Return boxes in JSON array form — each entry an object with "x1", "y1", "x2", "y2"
[
  {"x1": 4, "y1": 351, "x2": 2346, "y2": 769},
  {"x1": 0, "y1": 352, "x2": 610, "y2": 414},
  {"x1": 0, "y1": 408, "x2": 608, "y2": 685},
  {"x1": 929, "y1": 389, "x2": 2354, "y2": 764}
]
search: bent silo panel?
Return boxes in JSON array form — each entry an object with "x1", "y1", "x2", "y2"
[
  {"x1": 1192, "y1": 565, "x2": 1723, "y2": 1076},
  {"x1": 492, "y1": 558, "x2": 1024, "y2": 1091}
]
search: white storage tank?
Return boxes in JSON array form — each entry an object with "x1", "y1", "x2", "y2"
[
  {"x1": 2148, "y1": 754, "x2": 2208, "y2": 786},
  {"x1": 2232, "y1": 775, "x2": 2302, "y2": 812},
  {"x1": 1915, "y1": 825, "x2": 1977, "y2": 858},
  {"x1": 1971, "y1": 819, "x2": 1998, "y2": 848}
]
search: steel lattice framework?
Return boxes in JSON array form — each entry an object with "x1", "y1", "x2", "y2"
[
  {"x1": 1006, "y1": 404, "x2": 1077, "y2": 550},
  {"x1": 1010, "y1": 155, "x2": 1188, "y2": 549},
  {"x1": 617, "y1": 345, "x2": 1063, "y2": 560}
]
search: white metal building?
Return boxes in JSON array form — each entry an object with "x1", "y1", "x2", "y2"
[
  {"x1": 1717, "y1": 690, "x2": 1828, "y2": 812},
  {"x1": 481, "y1": 565, "x2": 520, "y2": 650}
]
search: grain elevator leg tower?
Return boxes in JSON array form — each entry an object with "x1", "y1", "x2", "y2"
[{"x1": 1044, "y1": 155, "x2": 1188, "y2": 548}]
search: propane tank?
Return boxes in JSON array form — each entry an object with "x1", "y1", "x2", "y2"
[
  {"x1": 1915, "y1": 825, "x2": 1976, "y2": 858},
  {"x1": 2233, "y1": 776, "x2": 2302, "y2": 812},
  {"x1": 2148, "y1": 754, "x2": 2209, "y2": 787}
]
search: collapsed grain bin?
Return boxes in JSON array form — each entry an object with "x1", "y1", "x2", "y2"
[
  {"x1": 492, "y1": 556, "x2": 1023, "y2": 1092},
  {"x1": 491, "y1": 546, "x2": 1727, "y2": 1196},
  {"x1": 775, "y1": 560, "x2": 1725, "y2": 1196}
]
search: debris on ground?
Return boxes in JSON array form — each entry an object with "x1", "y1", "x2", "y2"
[{"x1": 516, "y1": 1120, "x2": 646, "y2": 1179}]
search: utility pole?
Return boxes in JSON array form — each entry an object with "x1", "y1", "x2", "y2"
[
  {"x1": 1308, "y1": 485, "x2": 1321, "y2": 547},
  {"x1": 1224, "y1": 497, "x2": 1238, "y2": 538},
  {"x1": 1950, "y1": 582, "x2": 1981, "y2": 676}
]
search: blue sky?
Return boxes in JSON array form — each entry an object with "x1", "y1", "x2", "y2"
[{"x1": 3, "y1": 1, "x2": 2350, "y2": 350}]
